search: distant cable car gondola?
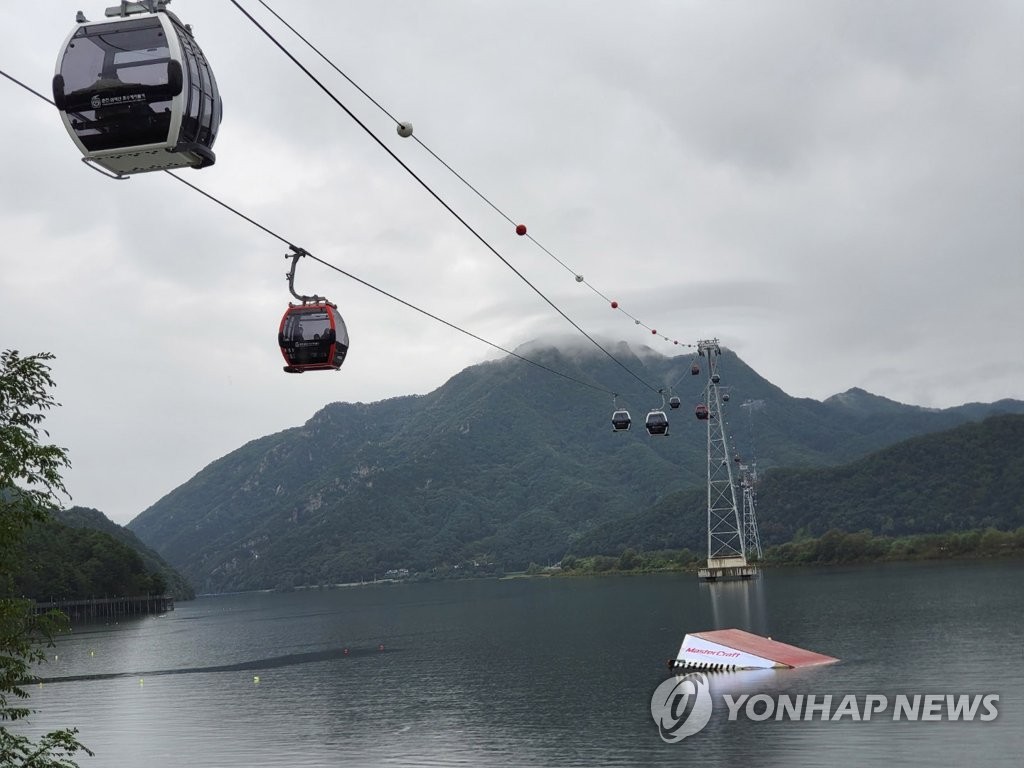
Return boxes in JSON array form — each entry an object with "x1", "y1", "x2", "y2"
[
  {"x1": 278, "y1": 247, "x2": 349, "y2": 373},
  {"x1": 722, "y1": 393, "x2": 730, "y2": 402},
  {"x1": 645, "y1": 410, "x2": 669, "y2": 436},
  {"x1": 691, "y1": 364, "x2": 700, "y2": 376},
  {"x1": 668, "y1": 396, "x2": 681, "y2": 409},
  {"x1": 711, "y1": 373, "x2": 721, "y2": 384},
  {"x1": 53, "y1": 0, "x2": 222, "y2": 177},
  {"x1": 611, "y1": 409, "x2": 632, "y2": 432},
  {"x1": 695, "y1": 404, "x2": 709, "y2": 420}
]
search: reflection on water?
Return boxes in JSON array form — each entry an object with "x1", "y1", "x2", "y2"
[
  {"x1": 16, "y1": 561, "x2": 1024, "y2": 767},
  {"x1": 704, "y1": 575, "x2": 770, "y2": 635}
]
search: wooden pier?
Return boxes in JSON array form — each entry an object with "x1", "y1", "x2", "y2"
[{"x1": 32, "y1": 595, "x2": 174, "y2": 622}]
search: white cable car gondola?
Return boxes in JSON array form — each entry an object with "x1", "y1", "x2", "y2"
[
  {"x1": 645, "y1": 410, "x2": 669, "y2": 436},
  {"x1": 611, "y1": 409, "x2": 632, "y2": 432},
  {"x1": 53, "y1": 1, "x2": 222, "y2": 177}
]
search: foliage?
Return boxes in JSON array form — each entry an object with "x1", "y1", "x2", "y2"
[
  {"x1": 0, "y1": 352, "x2": 70, "y2": 571},
  {"x1": 556, "y1": 528, "x2": 1024, "y2": 575},
  {"x1": 762, "y1": 527, "x2": 1024, "y2": 565},
  {"x1": 557, "y1": 548, "x2": 703, "y2": 575},
  {"x1": 0, "y1": 351, "x2": 92, "y2": 766},
  {"x1": 14, "y1": 517, "x2": 167, "y2": 600},
  {"x1": 0, "y1": 727, "x2": 91, "y2": 768},
  {"x1": 49, "y1": 507, "x2": 193, "y2": 600}
]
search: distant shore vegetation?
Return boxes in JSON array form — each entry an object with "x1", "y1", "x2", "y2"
[
  {"x1": 277, "y1": 527, "x2": 1024, "y2": 587},
  {"x1": 550, "y1": 527, "x2": 1024, "y2": 576}
]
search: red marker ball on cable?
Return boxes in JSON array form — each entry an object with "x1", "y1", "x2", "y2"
[
  {"x1": 515, "y1": 224, "x2": 527, "y2": 236},
  {"x1": 611, "y1": 301, "x2": 618, "y2": 309}
]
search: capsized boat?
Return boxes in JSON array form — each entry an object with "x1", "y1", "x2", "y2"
[{"x1": 669, "y1": 628, "x2": 838, "y2": 671}]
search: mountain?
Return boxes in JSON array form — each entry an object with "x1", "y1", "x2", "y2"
[
  {"x1": 15, "y1": 506, "x2": 194, "y2": 600},
  {"x1": 756, "y1": 413, "x2": 1024, "y2": 541},
  {"x1": 127, "y1": 340, "x2": 1024, "y2": 593},
  {"x1": 570, "y1": 413, "x2": 1024, "y2": 555}
]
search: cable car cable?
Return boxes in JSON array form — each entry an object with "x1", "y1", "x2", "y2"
[
  {"x1": 0, "y1": 63, "x2": 652, "y2": 401},
  {"x1": 225, "y1": 0, "x2": 660, "y2": 395},
  {"x1": 238, "y1": 0, "x2": 694, "y2": 367},
  {"x1": 165, "y1": 173, "x2": 614, "y2": 396},
  {"x1": 251, "y1": 0, "x2": 696, "y2": 352},
  {"x1": 1, "y1": 69, "x2": 51, "y2": 102}
]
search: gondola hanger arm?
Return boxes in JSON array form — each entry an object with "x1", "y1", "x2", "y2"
[
  {"x1": 285, "y1": 246, "x2": 326, "y2": 304},
  {"x1": 106, "y1": 1, "x2": 169, "y2": 18}
]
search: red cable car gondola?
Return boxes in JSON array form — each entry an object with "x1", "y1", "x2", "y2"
[
  {"x1": 691, "y1": 364, "x2": 700, "y2": 376},
  {"x1": 277, "y1": 247, "x2": 349, "y2": 374},
  {"x1": 695, "y1": 404, "x2": 709, "y2": 420},
  {"x1": 53, "y1": 1, "x2": 222, "y2": 177},
  {"x1": 278, "y1": 302, "x2": 349, "y2": 373}
]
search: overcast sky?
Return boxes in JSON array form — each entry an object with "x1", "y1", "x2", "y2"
[{"x1": 1, "y1": 0, "x2": 1021, "y2": 525}]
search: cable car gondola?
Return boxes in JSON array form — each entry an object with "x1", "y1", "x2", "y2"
[
  {"x1": 711, "y1": 373, "x2": 721, "y2": 384},
  {"x1": 278, "y1": 302, "x2": 349, "y2": 373},
  {"x1": 53, "y1": 1, "x2": 222, "y2": 177},
  {"x1": 695, "y1": 404, "x2": 709, "y2": 420},
  {"x1": 611, "y1": 409, "x2": 632, "y2": 432},
  {"x1": 722, "y1": 393, "x2": 730, "y2": 402},
  {"x1": 691, "y1": 364, "x2": 700, "y2": 376},
  {"x1": 645, "y1": 410, "x2": 669, "y2": 436},
  {"x1": 668, "y1": 396, "x2": 681, "y2": 409},
  {"x1": 277, "y1": 247, "x2": 349, "y2": 373}
]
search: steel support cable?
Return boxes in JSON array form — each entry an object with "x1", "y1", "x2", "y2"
[
  {"x1": 249, "y1": 0, "x2": 696, "y2": 351},
  {"x1": 226, "y1": 0, "x2": 661, "y2": 395}
]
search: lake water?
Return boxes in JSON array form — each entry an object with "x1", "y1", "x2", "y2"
[{"x1": 18, "y1": 560, "x2": 1024, "y2": 767}]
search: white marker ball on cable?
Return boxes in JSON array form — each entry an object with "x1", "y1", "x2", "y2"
[{"x1": 397, "y1": 122, "x2": 414, "y2": 138}]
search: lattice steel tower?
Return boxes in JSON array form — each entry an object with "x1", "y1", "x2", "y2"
[
  {"x1": 697, "y1": 340, "x2": 757, "y2": 581},
  {"x1": 738, "y1": 461, "x2": 763, "y2": 559}
]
